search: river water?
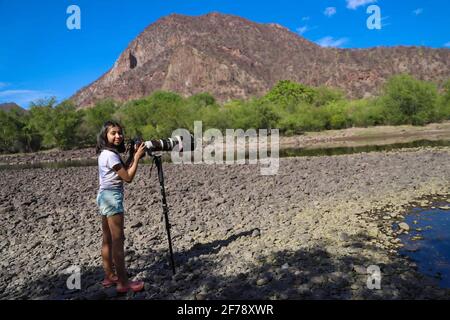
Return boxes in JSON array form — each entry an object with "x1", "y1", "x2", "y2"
[{"x1": 397, "y1": 200, "x2": 450, "y2": 288}]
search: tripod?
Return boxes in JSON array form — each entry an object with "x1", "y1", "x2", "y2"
[{"x1": 150, "y1": 152, "x2": 176, "y2": 275}]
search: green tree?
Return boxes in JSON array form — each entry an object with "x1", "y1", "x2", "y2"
[
  {"x1": 347, "y1": 99, "x2": 386, "y2": 127},
  {"x1": 186, "y1": 92, "x2": 216, "y2": 108},
  {"x1": 311, "y1": 86, "x2": 345, "y2": 107},
  {"x1": 323, "y1": 101, "x2": 351, "y2": 129},
  {"x1": 26, "y1": 97, "x2": 57, "y2": 148},
  {"x1": 264, "y1": 80, "x2": 317, "y2": 108},
  {"x1": 52, "y1": 101, "x2": 83, "y2": 149},
  {"x1": 443, "y1": 79, "x2": 450, "y2": 103},
  {"x1": 116, "y1": 91, "x2": 185, "y2": 139},
  {"x1": 0, "y1": 110, "x2": 20, "y2": 152},
  {"x1": 25, "y1": 98, "x2": 83, "y2": 150},
  {"x1": 221, "y1": 99, "x2": 279, "y2": 131},
  {"x1": 80, "y1": 99, "x2": 118, "y2": 144},
  {"x1": 437, "y1": 79, "x2": 450, "y2": 120},
  {"x1": 0, "y1": 107, "x2": 42, "y2": 153},
  {"x1": 381, "y1": 74, "x2": 439, "y2": 125}
]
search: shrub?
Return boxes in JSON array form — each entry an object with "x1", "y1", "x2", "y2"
[{"x1": 380, "y1": 74, "x2": 439, "y2": 125}]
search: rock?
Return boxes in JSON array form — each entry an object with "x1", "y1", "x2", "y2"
[
  {"x1": 201, "y1": 195, "x2": 211, "y2": 202},
  {"x1": 0, "y1": 206, "x2": 14, "y2": 214},
  {"x1": 2, "y1": 146, "x2": 450, "y2": 300},
  {"x1": 214, "y1": 197, "x2": 225, "y2": 206},
  {"x1": 398, "y1": 222, "x2": 410, "y2": 231},
  {"x1": 36, "y1": 213, "x2": 50, "y2": 221},
  {"x1": 338, "y1": 232, "x2": 350, "y2": 242},
  {"x1": 144, "y1": 282, "x2": 153, "y2": 291},
  {"x1": 281, "y1": 263, "x2": 290, "y2": 270},
  {"x1": 104, "y1": 287, "x2": 118, "y2": 298},
  {"x1": 86, "y1": 291, "x2": 107, "y2": 300},
  {"x1": 167, "y1": 284, "x2": 178, "y2": 293},
  {"x1": 368, "y1": 228, "x2": 379, "y2": 238},
  {"x1": 173, "y1": 272, "x2": 185, "y2": 282},
  {"x1": 251, "y1": 229, "x2": 261, "y2": 237},
  {"x1": 195, "y1": 293, "x2": 207, "y2": 300},
  {"x1": 133, "y1": 292, "x2": 146, "y2": 300},
  {"x1": 439, "y1": 205, "x2": 450, "y2": 210},
  {"x1": 131, "y1": 222, "x2": 143, "y2": 229},
  {"x1": 419, "y1": 201, "x2": 429, "y2": 207},
  {"x1": 310, "y1": 275, "x2": 327, "y2": 285},
  {"x1": 279, "y1": 293, "x2": 289, "y2": 300},
  {"x1": 353, "y1": 265, "x2": 367, "y2": 275},
  {"x1": 350, "y1": 284, "x2": 359, "y2": 290},
  {"x1": 256, "y1": 278, "x2": 270, "y2": 286},
  {"x1": 297, "y1": 284, "x2": 311, "y2": 294}
]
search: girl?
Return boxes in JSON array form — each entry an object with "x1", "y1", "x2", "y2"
[{"x1": 96, "y1": 121, "x2": 146, "y2": 293}]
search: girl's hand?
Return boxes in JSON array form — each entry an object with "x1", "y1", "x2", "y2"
[{"x1": 134, "y1": 142, "x2": 146, "y2": 161}]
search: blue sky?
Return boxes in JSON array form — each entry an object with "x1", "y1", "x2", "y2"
[{"x1": 0, "y1": 0, "x2": 449, "y2": 107}]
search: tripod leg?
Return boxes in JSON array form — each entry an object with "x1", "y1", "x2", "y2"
[{"x1": 154, "y1": 156, "x2": 176, "y2": 275}]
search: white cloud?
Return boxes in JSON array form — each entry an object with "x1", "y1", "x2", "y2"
[
  {"x1": 346, "y1": 0, "x2": 377, "y2": 10},
  {"x1": 297, "y1": 26, "x2": 309, "y2": 35},
  {"x1": 324, "y1": 7, "x2": 337, "y2": 17},
  {"x1": 0, "y1": 82, "x2": 9, "y2": 89},
  {"x1": 0, "y1": 89, "x2": 36, "y2": 97},
  {"x1": 0, "y1": 89, "x2": 57, "y2": 108},
  {"x1": 302, "y1": 16, "x2": 310, "y2": 21},
  {"x1": 316, "y1": 36, "x2": 349, "y2": 48},
  {"x1": 445, "y1": 42, "x2": 450, "y2": 48},
  {"x1": 413, "y1": 8, "x2": 423, "y2": 15},
  {"x1": 297, "y1": 24, "x2": 318, "y2": 35}
]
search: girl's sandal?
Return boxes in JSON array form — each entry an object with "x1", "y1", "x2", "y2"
[
  {"x1": 116, "y1": 281, "x2": 145, "y2": 294},
  {"x1": 102, "y1": 275, "x2": 119, "y2": 288}
]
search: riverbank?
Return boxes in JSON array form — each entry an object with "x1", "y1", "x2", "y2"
[
  {"x1": 1, "y1": 121, "x2": 449, "y2": 166},
  {"x1": 281, "y1": 120, "x2": 450, "y2": 149},
  {"x1": 0, "y1": 146, "x2": 449, "y2": 299}
]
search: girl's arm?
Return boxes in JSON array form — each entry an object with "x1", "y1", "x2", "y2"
[
  {"x1": 113, "y1": 143, "x2": 146, "y2": 183},
  {"x1": 113, "y1": 162, "x2": 137, "y2": 183}
]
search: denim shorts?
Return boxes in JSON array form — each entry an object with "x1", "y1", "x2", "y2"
[{"x1": 96, "y1": 189, "x2": 124, "y2": 217}]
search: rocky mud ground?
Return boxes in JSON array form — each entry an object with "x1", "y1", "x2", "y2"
[{"x1": 0, "y1": 146, "x2": 449, "y2": 300}]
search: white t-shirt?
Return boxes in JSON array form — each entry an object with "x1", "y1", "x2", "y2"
[{"x1": 98, "y1": 150, "x2": 124, "y2": 192}]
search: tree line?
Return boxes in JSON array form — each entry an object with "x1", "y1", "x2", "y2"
[{"x1": 1, "y1": 74, "x2": 449, "y2": 153}]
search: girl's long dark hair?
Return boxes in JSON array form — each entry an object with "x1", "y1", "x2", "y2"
[{"x1": 96, "y1": 121, "x2": 126, "y2": 155}]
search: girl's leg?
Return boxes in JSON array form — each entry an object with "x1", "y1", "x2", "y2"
[
  {"x1": 107, "y1": 213, "x2": 128, "y2": 287},
  {"x1": 101, "y1": 216, "x2": 115, "y2": 279}
]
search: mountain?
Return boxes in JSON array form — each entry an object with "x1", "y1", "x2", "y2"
[
  {"x1": 71, "y1": 12, "x2": 450, "y2": 108},
  {"x1": 0, "y1": 102, "x2": 26, "y2": 113}
]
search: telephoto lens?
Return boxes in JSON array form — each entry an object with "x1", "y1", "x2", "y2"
[
  {"x1": 144, "y1": 137, "x2": 181, "y2": 152},
  {"x1": 139, "y1": 134, "x2": 195, "y2": 154}
]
